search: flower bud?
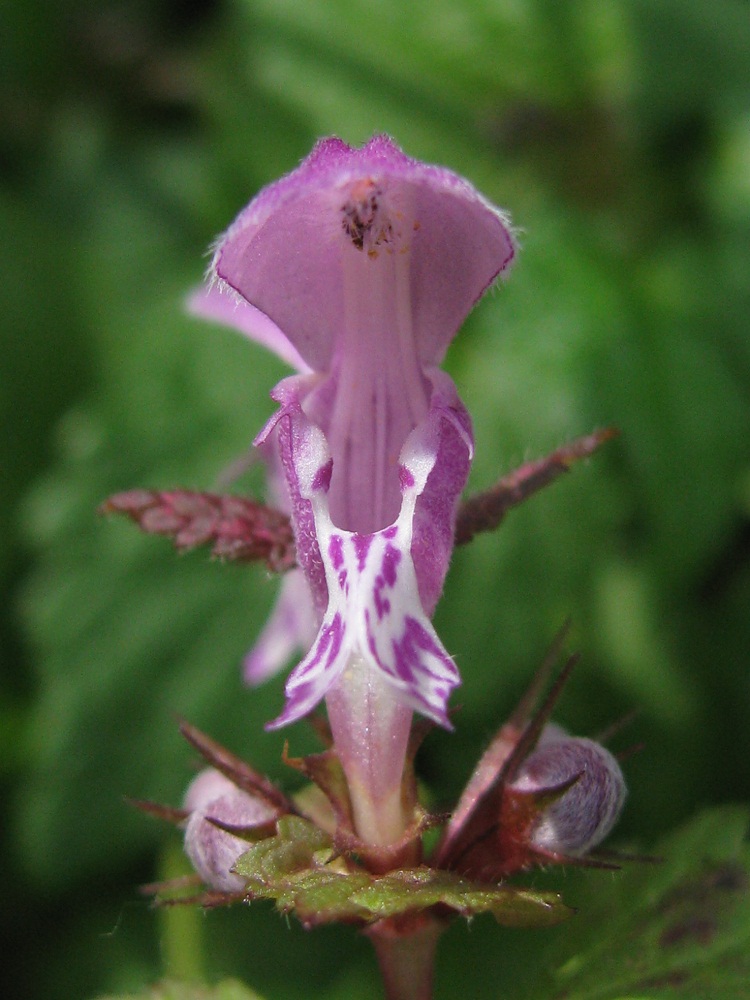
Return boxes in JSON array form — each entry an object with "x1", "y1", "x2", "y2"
[
  {"x1": 511, "y1": 732, "x2": 627, "y2": 857},
  {"x1": 183, "y1": 768, "x2": 278, "y2": 892}
]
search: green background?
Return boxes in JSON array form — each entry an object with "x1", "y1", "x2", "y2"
[{"x1": 2, "y1": 0, "x2": 750, "y2": 997}]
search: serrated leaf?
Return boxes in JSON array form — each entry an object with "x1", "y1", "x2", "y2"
[
  {"x1": 235, "y1": 816, "x2": 334, "y2": 883},
  {"x1": 234, "y1": 817, "x2": 570, "y2": 929},
  {"x1": 250, "y1": 862, "x2": 570, "y2": 930},
  {"x1": 350, "y1": 868, "x2": 571, "y2": 928}
]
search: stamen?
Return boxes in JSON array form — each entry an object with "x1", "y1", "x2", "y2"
[{"x1": 341, "y1": 179, "x2": 392, "y2": 252}]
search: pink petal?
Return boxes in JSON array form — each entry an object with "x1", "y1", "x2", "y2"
[
  {"x1": 210, "y1": 135, "x2": 515, "y2": 373},
  {"x1": 255, "y1": 374, "x2": 331, "y2": 616},
  {"x1": 408, "y1": 369, "x2": 473, "y2": 614},
  {"x1": 186, "y1": 284, "x2": 310, "y2": 372}
]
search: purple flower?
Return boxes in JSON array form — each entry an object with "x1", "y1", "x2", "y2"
[{"x1": 195, "y1": 136, "x2": 515, "y2": 843}]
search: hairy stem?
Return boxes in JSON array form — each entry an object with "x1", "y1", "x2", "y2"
[{"x1": 369, "y1": 915, "x2": 443, "y2": 1000}]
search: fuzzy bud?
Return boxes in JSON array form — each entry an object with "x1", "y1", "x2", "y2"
[
  {"x1": 183, "y1": 768, "x2": 279, "y2": 892},
  {"x1": 511, "y1": 732, "x2": 627, "y2": 857}
]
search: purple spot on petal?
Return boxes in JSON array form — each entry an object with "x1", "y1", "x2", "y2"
[
  {"x1": 399, "y1": 466, "x2": 415, "y2": 491},
  {"x1": 382, "y1": 525, "x2": 398, "y2": 540},
  {"x1": 328, "y1": 534, "x2": 344, "y2": 570},
  {"x1": 279, "y1": 680, "x2": 317, "y2": 716},
  {"x1": 353, "y1": 533, "x2": 373, "y2": 571},
  {"x1": 338, "y1": 569, "x2": 347, "y2": 590},
  {"x1": 405, "y1": 616, "x2": 448, "y2": 659},
  {"x1": 312, "y1": 459, "x2": 333, "y2": 492}
]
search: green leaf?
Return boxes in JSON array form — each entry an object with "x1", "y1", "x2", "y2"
[
  {"x1": 349, "y1": 868, "x2": 571, "y2": 929},
  {"x1": 536, "y1": 806, "x2": 750, "y2": 1000},
  {"x1": 234, "y1": 817, "x2": 571, "y2": 929},
  {"x1": 235, "y1": 816, "x2": 335, "y2": 882}
]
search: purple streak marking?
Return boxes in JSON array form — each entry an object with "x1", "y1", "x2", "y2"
[
  {"x1": 364, "y1": 610, "x2": 395, "y2": 677},
  {"x1": 391, "y1": 616, "x2": 454, "y2": 685},
  {"x1": 381, "y1": 544, "x2": 401, "y2": 587},
  {"x1": 295, "y1": 612, "x2": 344, "y2": 681},
  {"x1": 373, "y1": 576, "x2": 391, "y2": 620}
]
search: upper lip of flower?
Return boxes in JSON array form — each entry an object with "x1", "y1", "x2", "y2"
[
  {"x1": 206, "y1": 134, "x2": 515, "y2": 539},
  {"x1": 208, "y1": 133, "x2": 516, "y2": 374}
]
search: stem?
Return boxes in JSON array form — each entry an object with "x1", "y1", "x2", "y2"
[
  {"x1": 158, "y1": 840, "x2": 207, "y2": 982},
  {"x1": 368, "y1": 915, "x2": 443, "y2": 1000}
]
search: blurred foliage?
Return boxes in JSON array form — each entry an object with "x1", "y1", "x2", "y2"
[
  {"x1": 98, "y1": 982, "x2": 265, "y2": 1000},
  {"x1": 436, "y1": 805, "x2": 750, "y2": 1000},
  {"x1": 2, "y1": 0, "x2": 749, "y2": 997}
]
